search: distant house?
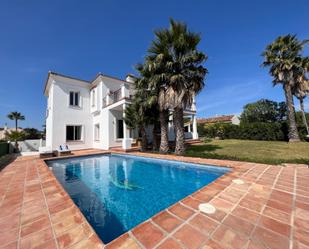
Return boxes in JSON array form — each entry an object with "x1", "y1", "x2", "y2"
[
  {"x1": 197, "y1": 115, "x2": 240, "y2": 125},
  {"x1": 0, "y1": 124, "x2": 23, "y2": 140}
]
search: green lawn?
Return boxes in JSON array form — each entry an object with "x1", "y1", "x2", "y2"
[{"x1": 185, "y1": 139, "x2": 309, "y2": 165}]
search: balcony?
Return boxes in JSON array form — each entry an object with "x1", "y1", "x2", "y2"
[{"x1": 102, "y1": 84, "x2": 132, "y2": 108}]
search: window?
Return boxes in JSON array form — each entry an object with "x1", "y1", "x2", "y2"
[
  {"x1": 91, "y1": 90, "x2": 95, "y2": 107},
  {"x1": 66, "y1": 126, "x2": 82, "y2": 141},
  {"x1": 69, "y1": 92, "x2": 80, "y2": 107},
  {"x1": 94, "y1": 124, "x2": 100, "y2": 141},
  {"x1": 117, "y1": 120, "x2": 124, "y2": 139}
]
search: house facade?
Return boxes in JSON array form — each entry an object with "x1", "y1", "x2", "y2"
[{"x1": 44, "y1": 72, "x2": 198, "y2": 151}]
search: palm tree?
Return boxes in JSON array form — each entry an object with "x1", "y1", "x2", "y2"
[
  {"x1": 136, "y1": 61, "x2": 170, "y2": 153},
  {"x1": 293, "y1": 59, "x2": 309, "y2": 136},
  {"x1": 262, "y1": 35, "x2": 308, "y2": 142},
  {"x1": 5, "y1": 130, "x2": 25, "y2": 151},
  {"x1": 146, "y1": 19, "x2": 208, "y2": 155},
  {"x1": 124, "y1": 89, "x2": 149, "y2": 151},
  {"x1": 7, "y1": 111, "x2": 25, "y2": 131}
]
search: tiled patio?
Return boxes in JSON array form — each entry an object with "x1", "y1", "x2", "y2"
[{"x1": 0, "y1": 150, "x2": 308, "y2": 249}]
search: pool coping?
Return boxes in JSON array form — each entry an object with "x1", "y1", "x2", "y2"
[{"x1": 0, "y1": 150, "x2": 308, "y2": 248}]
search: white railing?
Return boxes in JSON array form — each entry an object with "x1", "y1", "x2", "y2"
[{"x1": 102, "y1": 84, "x2": 132, "y2": 108}]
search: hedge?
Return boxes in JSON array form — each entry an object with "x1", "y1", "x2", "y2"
[
  {"x1": 0, "y1": 143, "x2": 9, "y2": 156},
  {"x1": 198, "y1": 122, "x2": 302, "y2": 141}
]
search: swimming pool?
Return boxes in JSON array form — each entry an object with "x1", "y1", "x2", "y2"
[{"x1": 47, "y1": 154, "x2": 230, "y2": 243}]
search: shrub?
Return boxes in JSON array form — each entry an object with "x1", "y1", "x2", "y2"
[{"x1": 199, "y1": 122, "x2": 288, "y2": 141}]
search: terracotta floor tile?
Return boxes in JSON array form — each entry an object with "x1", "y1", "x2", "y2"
[
  {"x1": 231, "y1": 206, "x2": 260, "y2": 224},
  {"x1": 202, "y1": 239, "x2": 227, "y2": 249},
  {"x1": 203, "y1": 208, "x2": 227, "y2": 222},
  {"x1": 212, "y1": 224, "x2": 248, "y2": 249},
  {"x1": 191, "y1": 191, "x2": 213, "y2": 202},
  {"x1": 21, "y1": 209, "x2": 49, "y2": 226},
  {"x1": 173, "y1": 224, "x2": 207, "y2": 249},
  {"x1": 266, "y1": 199, "x2": 292, "y2": 214},
  {"x1": 20, "y1": 227, "x2": 54, "y2": 249},
  {"x1": 1, "y1": 151, "x2": 308, "y2": 249},
  {"x1": 132, "y1": 221, "x2": 164, "y2": 249},
  {"x1": 0, "y1": 212, "x2": 20, "y2": 231},
  {"x1": 222, "y1": 214, "x2": 255, "y2": 236},
  {"x1": 251, "y1": 226, "x2": 289, "y2": 249},
  {"x1": 0, "y1": 228, "x2": 19, "y2": 247},
  {"x1": 156, "y1": 238, "x2": 183, "y2": 249},
  {"x1": 294, "y1": 216, "x2": 309, "y2": 232},
  {"x1": 258, "y1": 215, "x2": 291, "y2": 237},
  {"x1": 169, "y1": 203, "x2": 195, "y2": 220},
  {"x1": 294, "y1": 228, "x2": 309, "y2": 246},
  {"x1": 106, "y1": 234, "x2": 138, "y2": 249},
  {"x1": 239, "y1": 197, "x2": 264, "y2": 213},
  {"x1": 210, "y1": 198, "x2": 234, "y2": 213},
  {"x1": 56, "y1": 224, "x2": 88, "y2": 249},
  {"x1": 0, "y1": 240, "x2": 18, "y2": 249},
  {"x1": 152, "y1": 211, "x2": 182, "y2": 233},
  {"x1": 270, "y1": 190, "x2": 293, "y2": 205},
  {"x1": 262, "y1": 206, "x2": 291, "y2": 224},
  {"x1": 50, "y1": 206, "x2": 79, "y2": 224},
  {"x1": 31, "y1": 239, "x2": 58, "y2": 249},
  {"x1": 181, "y1": 196, "x2": 201, "y2": 210},
  {"x1": 21, "y1": 216, "x2": 51, "y2": 237},
  {"x1": 189, "y1": 213, "x2": 219, "y2": 236},
  {"x1": 247, "y1": 240, "x2": 267, "y2": 249},
  {"x1": 53, "y1": 213, "x2": 84, "y2": 235}
]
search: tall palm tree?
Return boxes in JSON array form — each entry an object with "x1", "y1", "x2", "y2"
[
  {"x1": 136, "y1": 60, "x2": 170, "y2": 153},
  {"x1": 293, "y1": 58, "x2": 309, "y2": 136},
  {"x1": 7, "y1": 111, "x2": 25, "y2": 131},
  {"x1": 124, "y1": 91, "x2": 149, "y2": 151},
  {"x1": 147, "y1": 19, "x2": 208, "y2": 155},
  {"x1": 262, "y1": 35, "x2": 308, "y2": 142}
]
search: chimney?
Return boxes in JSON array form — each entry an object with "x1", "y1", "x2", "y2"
[{"x1": 125, "y1": 74, "x2": 136, "y2": 83}]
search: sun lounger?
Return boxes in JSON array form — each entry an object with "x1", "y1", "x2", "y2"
[
  {"x1": 57, "y1": 145, "x2": 72, "y2": 156},
  {"x1": 39, "y1": 146, "x2": 55, "y2": 158}
]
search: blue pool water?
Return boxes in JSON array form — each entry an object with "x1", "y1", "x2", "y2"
[{"x1": 47, "y1": 154, "x2": 229, "y2": 243}]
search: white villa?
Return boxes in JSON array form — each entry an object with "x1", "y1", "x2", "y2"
[{"x1": 44, "y1": 71, "x2": 198, "y2": 151}]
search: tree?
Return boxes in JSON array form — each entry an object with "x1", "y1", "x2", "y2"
[
  {"x1": 240, "y1": 99, "x2": 287, "y2": 123},
  {"x1": 124, "y1": 90, "x2": 149, "y2": 151},
  {"x1": 24, "y1": 128, "x2": 42, "y2": 139},
  {"x1": 146, "y1": 19, "x2": 208, "y2": 155},
  {"x1": 293, "y1": 58, "x2": 309, "y2": 136},
  {"x1": 5, "y1": 130, "x2": 25, "y2": 151},
  {"x1": 7, "y1": 111, "x2": 25, "y2": 131},
  {"x1": 262, "y1": 35, "x2": 308, "y2": 142}
]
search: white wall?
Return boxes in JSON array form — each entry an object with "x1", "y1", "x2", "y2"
[
  {"x1": 45, "y1": 84, "x2": 54, "y2": 148},
  {"x1": 49, "y1": 79, "x2": 93, "y2": 150},
  {"x1": 232, "y1": 115, "x2": 240, "y2": 125}
]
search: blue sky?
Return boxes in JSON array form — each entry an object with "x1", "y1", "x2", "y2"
[{"x1": 0, "y1": 0, "x2": 308, "y2": 129}]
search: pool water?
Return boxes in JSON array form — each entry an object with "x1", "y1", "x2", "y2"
[{"x1": 47, "y1": 154, "x2": 229, "y2": 243}]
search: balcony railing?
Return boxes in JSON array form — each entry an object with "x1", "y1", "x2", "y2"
[{"x1": 102, "y1": 85, "x2": 132, "y2": 108}]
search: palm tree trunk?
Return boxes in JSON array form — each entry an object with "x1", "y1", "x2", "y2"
[
  {"x1": 174, "y1": 107, "x2": 185, "y2": 155},
  {"x1": 139, "y1": 126, "x2": 148, "y2": 152},
  {"x1": 159, "y1": 110, "x2": 169, "y2": 153},
  {"x1": 152, "y1": 122, "x2": 159, "y2": 151},
  {"x1": 15, "y1": 119, "x2": 18, "y2": 131},
  {"x1": 284, "y1": 83, "x2": 300, "y2": 142},
  {"x1": 299, "y1": 97, "x2": 309, "y2": 136}
]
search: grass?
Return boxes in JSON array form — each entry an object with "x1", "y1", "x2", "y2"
[{"x1": 184, "y1": 139, "x2": 309, "y2": 165}]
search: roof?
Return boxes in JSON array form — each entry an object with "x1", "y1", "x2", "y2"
[
  {"x1": 44, "y1": 71, "x2": 132, "y2": 96},
  {"x1": 197, "y1": 115, "x2": 236, "y2": 124}
]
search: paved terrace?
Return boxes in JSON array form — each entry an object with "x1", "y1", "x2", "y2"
[{"x1": 0, "y1": 149, "x2": 308, "y2": 249}]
